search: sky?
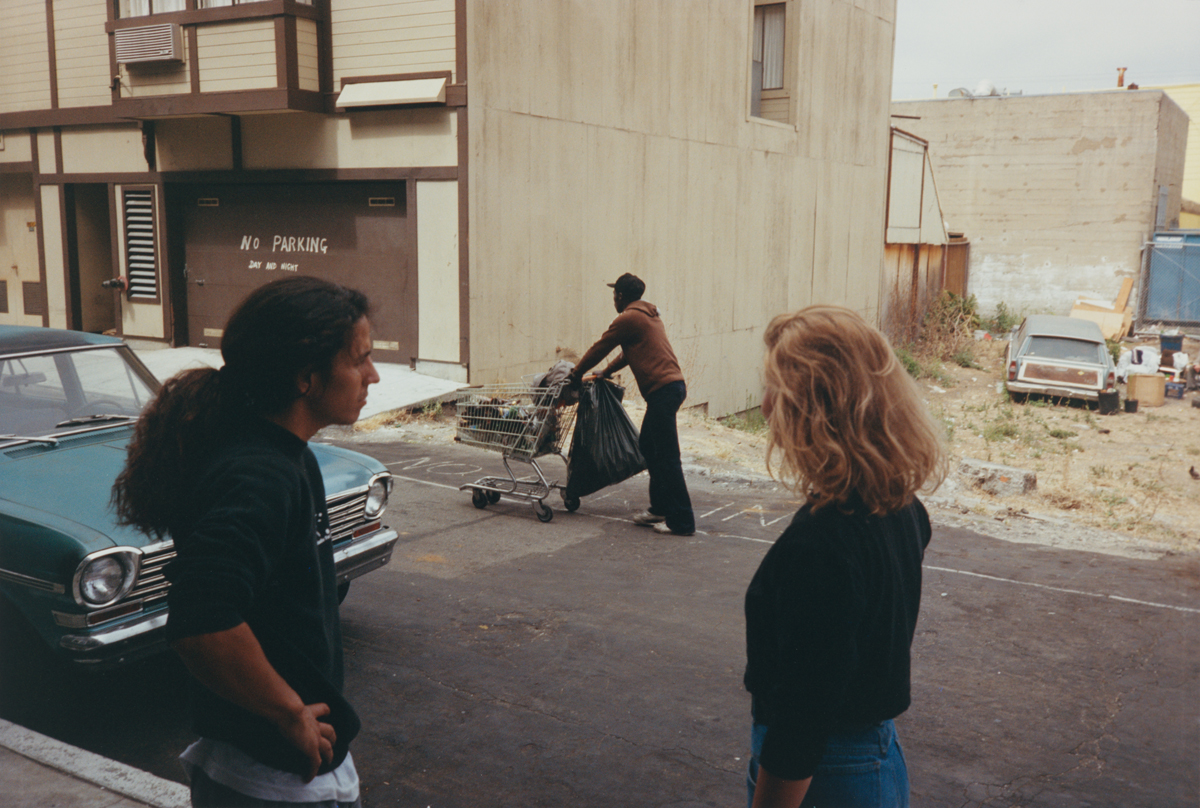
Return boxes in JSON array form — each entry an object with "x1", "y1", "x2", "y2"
[{"x1": 891, "y1": 0, "x2": 1200, "y2": 100}]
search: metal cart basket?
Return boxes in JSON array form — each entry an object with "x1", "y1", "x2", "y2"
[{"x1": 454, "y1": 378, "x2": 578, "y2": 522}]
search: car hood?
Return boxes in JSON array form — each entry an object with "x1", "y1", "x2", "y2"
[
  {"x1": 0, "y1": 430, "x2": 386, "y2": 557},
  {"x1": 0, "y1": 428, "x2": 148, "y2": 554}
]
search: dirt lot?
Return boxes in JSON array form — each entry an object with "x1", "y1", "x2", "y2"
[{"x1": 353, "y1": 338, "x2": 1200, "y2": 560}]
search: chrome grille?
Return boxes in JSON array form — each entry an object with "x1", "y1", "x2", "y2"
[
  {"x1": 129, "y1": 542, "x2": 175, "y2": 606},
  {"x1": 327, "y1": 489, "x2": 371, "y2": 545}
]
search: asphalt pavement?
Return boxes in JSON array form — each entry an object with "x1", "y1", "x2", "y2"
[{"x1": 3, "y1": 433, "x2": 1197, "y2": 807}]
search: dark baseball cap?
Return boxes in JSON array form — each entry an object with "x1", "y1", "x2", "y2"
[{"x1": 607, "y1": 273, "x2": 645, "y2": 299}]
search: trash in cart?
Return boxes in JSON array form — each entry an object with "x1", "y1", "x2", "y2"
[{"x1": 455, "y1": 375, "x2": 578, "y2": 522}]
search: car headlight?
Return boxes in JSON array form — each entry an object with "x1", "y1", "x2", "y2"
[
  {"x1": 74, "y1": 550, "x2": 138, "y2": 607},
  {"x1": 364, "y1": 474, "x2": 391, "y2": 518}
]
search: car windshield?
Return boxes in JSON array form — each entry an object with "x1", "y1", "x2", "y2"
[
  {"x1": 0, "y1": 346, "x2": 157, "y2": 437},
  {"x1": 1024, "y1": 336, "x2": 1104, "y2": 364}
]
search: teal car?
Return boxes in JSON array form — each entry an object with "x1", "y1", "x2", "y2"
[{"x1": 0, "y1": 326, "x2": 397, "y2": 669}]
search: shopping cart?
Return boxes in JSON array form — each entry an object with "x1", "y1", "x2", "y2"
[{"x1": 454, "y1": 378, "x2": 579, "y2": 522}]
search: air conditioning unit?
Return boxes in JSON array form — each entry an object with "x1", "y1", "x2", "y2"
[{"x1": 114, "y1": 23, "x2": 183, "y2": 65}]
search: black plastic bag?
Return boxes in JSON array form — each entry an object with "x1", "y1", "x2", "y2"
[{"x1": 565, "y1": 379, "x2": 647, "y2": 499}]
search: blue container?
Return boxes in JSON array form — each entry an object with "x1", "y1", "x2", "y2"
[{"x1": 1161, "y1": 334, "x2": 1184, "y2": 352}]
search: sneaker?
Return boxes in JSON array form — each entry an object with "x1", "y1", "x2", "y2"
[
  {"x1": 653, "y1": 522, "x2": 695, "y2": 536},
  {"x1": 632, "y1": 510, "x2": 666, "y2": 525}
]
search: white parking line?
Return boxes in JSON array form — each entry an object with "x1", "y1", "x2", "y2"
[
  {"x1": 386, "y1": 471, "x2": 1194, "y2": 614},
  {"x1": 925, "y1": 565, "x2": 1200, "y2": 615}
]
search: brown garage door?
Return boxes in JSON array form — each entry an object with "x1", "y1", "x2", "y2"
[{"x1": 179, "y1": 182, "x2": 415, "y2": 363}]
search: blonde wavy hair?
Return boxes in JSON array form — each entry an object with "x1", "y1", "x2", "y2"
[{"x1": 763, "y1": 305, "x2": 947, "y2": 515}]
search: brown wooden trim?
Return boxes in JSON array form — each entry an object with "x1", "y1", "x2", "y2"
[
  {"x1": 52, "y1": 128, "x2": 63, "y2": 176},
  {"x1": 457, "y1": 104, "x2": 469, "y2": 368},
  {"x1": 155, "y1": 181, "x2": 171, "y2": 332},
  {"x1": 158, "y1": 166, "x2": 458, "y2": 184},
  {"x1": 61, "y1": 184, "x2": 80, "y2": 330},
  {"x1": 30, "y1": 131, "x2": 39, "y2": 176},
  {"x1": 108, "y1": 1, "x2": 321, "y2": 31},
  {"x1": 33, "y1": 177, "x2": 50, "y2": 327},
  {"x1": 188, "y1": 26, "x2": 201, "y2": 94},
  {"x1": 45, "y1": 0, "x2": 59, "y2": 110},
  {"x1": 39, "y1": 172, "x2": 160, "y2": 185},
  {"x1": 275, "y1": 17, "x2": 289, "y2": 89},
  {"x1": 110, "y1": 87, "x2": 325, "y2": 119},
  {"x1": 339, "y1": 71, "x2": 453, "y2": 88},
  {"x1": 108, "y1": 183, "x2": 125, "y2": 338},
  {"x1": 406, "y1": 176, "x2": 419, "y2": 364},
  {"x1": 0, "y1": 105, "x2": 128, "y2": 130},
  {"x1": 0, "y1": 162, "x2": 36, "y2": 174},
  {"x1": 316, "y1": 0, "x2": 333, "y2": 94}
]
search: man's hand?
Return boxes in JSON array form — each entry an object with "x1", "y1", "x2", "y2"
[
  {"x1": 583, "y1": 373, "x2": 603, "y2": 383},
  {"x1": 172, "y1": 624, "x2": 339, "y2": 782},
  {"x1": 278, "y1": 702, "x2": 337, "y2": 782}
]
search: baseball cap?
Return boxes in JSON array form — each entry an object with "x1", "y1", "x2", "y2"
[{"x1": 607, "y1": 273, "x2": 646, "y2": 299}]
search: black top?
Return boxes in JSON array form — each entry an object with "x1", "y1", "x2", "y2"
[
  {"x1": 164, "y1": 417, "x2": 359, "y2": 776},
  {"x1": 743, "y1": 495, "x2": 931, "y2": 780}
]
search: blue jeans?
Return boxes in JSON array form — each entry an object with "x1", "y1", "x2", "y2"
[
  {"x1": 747, "y1": 720, "x2": 909, "y2": 808},
  {"x1": 639, "y1": 381, "x2": 694, "y2": 533}
]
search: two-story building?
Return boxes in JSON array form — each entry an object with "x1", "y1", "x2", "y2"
[{"x1": 2, "y1": 0, "x2": 897, "y2": 416}]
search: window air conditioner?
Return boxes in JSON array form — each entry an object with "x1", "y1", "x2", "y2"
[{"x1": 114, "y1": 24, "x2": 183, "y2": 65}]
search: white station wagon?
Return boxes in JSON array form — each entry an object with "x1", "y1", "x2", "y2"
[{"x1": 1004, "y1": 315, "x2": 1116, "y2": 404}]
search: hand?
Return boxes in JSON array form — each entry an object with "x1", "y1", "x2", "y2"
[
  {"x1": 583, "y1": 373, "x2": 603, "y2": 383},
  {"x1": 278, "y1": 702, "x2": 336, "y2": 782}
]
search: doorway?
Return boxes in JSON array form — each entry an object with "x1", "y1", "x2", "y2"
[{"x1": 66, "y1": 184, "x2": 117, "y2": 334}]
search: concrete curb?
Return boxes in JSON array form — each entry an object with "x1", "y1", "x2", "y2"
[{"x1": 0, "y1": 719, "x2": 189, "y2": 808}]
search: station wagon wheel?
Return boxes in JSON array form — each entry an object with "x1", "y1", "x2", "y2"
[
  {"x1": 534, "y1": 501, "x2": 554, "y2": 523},
  {"x1": 471, "y1": 489, "x2": 489, "y2": 509},
  {"x1": 486, "y1": 490, "x2": 501, "y2": 504}
]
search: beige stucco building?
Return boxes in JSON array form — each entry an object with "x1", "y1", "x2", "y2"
[
  {"x1": 1150, "y1": 83, "x2": 1200, "y2": 229},
  {"x1": 2, "y1": 0, "x2": 898, "y2": 416},
  {"x1": 892, "y1": 91, "x2": 1189, "y2": 320}
]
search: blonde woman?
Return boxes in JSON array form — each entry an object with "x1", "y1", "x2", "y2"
[{"x1": 743, "y1": 306, "x2": 947, "y2": 808}]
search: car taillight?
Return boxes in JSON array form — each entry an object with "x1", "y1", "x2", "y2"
[
  {"x1": 1106, "y1": 370, "x2": 1116, "y2": 389},
  {"x1": 1008, "y1": 360, "x2": 1017, "y2": 381}
]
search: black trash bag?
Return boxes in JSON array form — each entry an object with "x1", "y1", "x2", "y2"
[{"x1": 565, "y1": 379, "x2": 647, "y2": 499}]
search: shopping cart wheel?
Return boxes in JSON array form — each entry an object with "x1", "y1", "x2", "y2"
[
  {"x1": 561, "y1": 491, "x2": 581, "y2": 512},
  {"x1": 534, "y1": 501, "x2": 554, "y2": 523},
  {"x1": 486, "y1": 490, "x2": 501, "y2": 504},
  {"x1": 471, "y1": 489, "x2": 489, "y2": 509}
]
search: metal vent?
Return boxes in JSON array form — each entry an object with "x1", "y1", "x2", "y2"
[
  {"x1": 114, "y1": 24, "x2": 183, "y2": 65},
  {"x1": 123, "y1": 189, "x2": 159, "y2": 300}
]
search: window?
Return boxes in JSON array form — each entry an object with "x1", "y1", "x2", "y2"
[
  {"x1": 751, "y1": 2, "x2": 788, "y2": 122},
  {"x1": 118, "y1": 0, "x2": 184, "y2": 18}
]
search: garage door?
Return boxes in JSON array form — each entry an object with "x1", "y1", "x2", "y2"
[{"x1": 178, "y1": 182, "x2": 415, "y2": 363}]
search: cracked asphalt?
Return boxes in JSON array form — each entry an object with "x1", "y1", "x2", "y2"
[{"x1": 329, "y1": 437, "x2": 1198, "y2": 807}]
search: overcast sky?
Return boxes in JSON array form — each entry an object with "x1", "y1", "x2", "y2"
[{"x1": 891, "y1": 0, "x2": 1200, "y2": 100}]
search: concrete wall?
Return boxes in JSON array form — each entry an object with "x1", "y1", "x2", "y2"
[
  {"x1": 892, "y1": 91, "x2": 1189, "y2": 319},
  {"x1": 466, "y1": 0, "x2": 897, "y2": 417}
]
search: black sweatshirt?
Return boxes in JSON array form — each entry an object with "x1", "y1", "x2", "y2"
[
  {"x1": 743, "y1": 495, "x2": 930, "y2": 780},
  {"x1": 164, "y1": 418, "x2": 359, "y2": 777}
]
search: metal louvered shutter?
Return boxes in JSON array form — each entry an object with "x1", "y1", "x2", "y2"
[{"x1": 123, "y1": 189, "x2": 158, "y2": 300}]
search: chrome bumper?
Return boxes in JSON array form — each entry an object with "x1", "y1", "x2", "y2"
[
  {"x1": 59, "y1": 610, "x2": 168, "y2": 666},
  {"x1": 333, "y1": 527, "x2": 399, "y2": 585}
]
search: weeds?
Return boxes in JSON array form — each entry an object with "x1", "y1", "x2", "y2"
[
  {"x1": 987, "y1": 301, "x2": 1021, "y2": 334},
  {"x1": 723, "y1": 404, "x2": 768, "y2": 435}
]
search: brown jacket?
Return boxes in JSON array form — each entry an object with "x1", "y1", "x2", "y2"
[{"x1": 576, "y1": 300, "x2": 684, "y2": 397}]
